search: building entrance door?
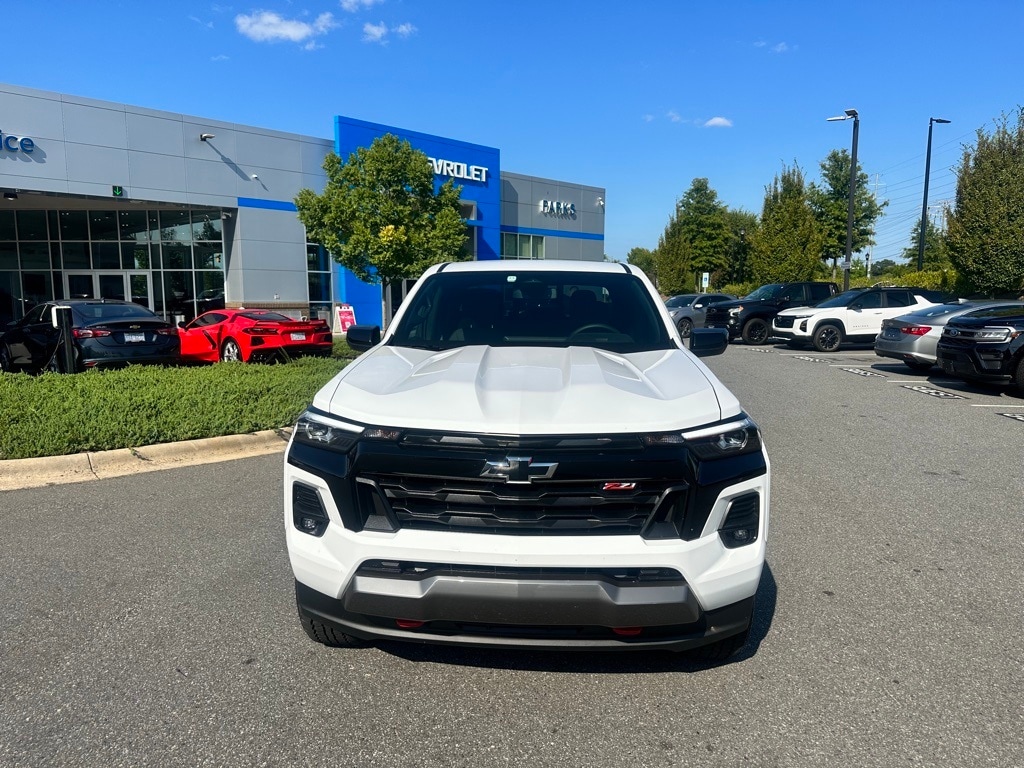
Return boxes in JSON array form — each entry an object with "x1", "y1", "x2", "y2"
[{"x1": 64, "y1": 271, "x2": 153, "y2": 310}]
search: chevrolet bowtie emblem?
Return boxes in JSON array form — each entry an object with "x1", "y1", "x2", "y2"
[{"x1": 481, "y1": 456, "x2": 558, "y2": 484}]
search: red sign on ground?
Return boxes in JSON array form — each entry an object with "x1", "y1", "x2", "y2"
[{"x1": 335, "y1": 303, "x2": 357, "y2": 333}]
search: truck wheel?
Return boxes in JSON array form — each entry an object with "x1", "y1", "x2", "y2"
[
  {"x1": 1014, "y1": 356, "x2": 1024, "y2": 393},
  {"x1": 296, "y1": 593, "x2": 366, "y2": 648},
  {"x1": 812, "y1": 323, "x2": 842, "y2": 353},
  {"x1": 686, "y1": 628, "x2": 749, "y2": 663},
  {"x1": 677, "y1": 317, "x2": 693, "y2": 339},
  {"x1": 741, "y1": 318, "x2": 770, "y2": 345},
  {"x1": 0, "y1": 345, "x2": 12, "y2": 373}
]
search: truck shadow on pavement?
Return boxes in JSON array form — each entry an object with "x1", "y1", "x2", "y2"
[{"x1": 374, "y1": 563, "x2": 777, "y2": 674}]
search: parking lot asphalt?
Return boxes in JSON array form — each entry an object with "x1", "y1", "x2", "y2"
[{"x1": 0, "y1": 429, "x2": 290, "y2": 492}]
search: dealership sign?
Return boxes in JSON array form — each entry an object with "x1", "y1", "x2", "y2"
[
  {"x1": 540, "y1": 199, "x2": 576, "y2": 216},
  {"x1": 428, "y1": 157, "x2": 488, "y2": 183},
  {"x1": 0, "y1": 130, "x2": 35, "y2": 153}
]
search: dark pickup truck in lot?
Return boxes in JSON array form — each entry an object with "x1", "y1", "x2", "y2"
[
  {"x1": 936, "y1": 304, "x2": 1024, "y2": 391},
  {"x1": 704, "y1": 281, "x2": 839, "y2": 344}
]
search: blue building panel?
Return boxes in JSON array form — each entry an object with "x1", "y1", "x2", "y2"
[{"x1": 333, "y1": 116, "x2": 501, "y2": 326}]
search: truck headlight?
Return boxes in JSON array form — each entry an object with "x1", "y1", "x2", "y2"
[
  {"x1": 728, "y1": 306, "x2": 743, "y2": 316},
  {"x1": 644, "y1": 416, "x2": 762, "y2": 459},
  {"x1": 293, "y1": 410, "x2": 362, "y2": 453}
]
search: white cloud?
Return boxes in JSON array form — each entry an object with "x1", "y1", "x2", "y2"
[
  {"x1": 189, "y1": 15, "x2": 214, "y2": 28},
  {"x1": 210, "y1": 54, "x2": 230, "y2": 61},
  {"x1": 362, "y1": 21, "x2": 388, "y2": 42},
  {"x1": 235, "y1": 11, "x2": 337, "y2": 44},
  {"x1": 772, "y1": 42, "x2": 789, "y2": 53},
  {"x1": 753, "y1": 40, "x2": 766, "y2": 48},
  {"x1": 666, "y1": 110, "x2": 682, "y2": 123},
  {"x1": 704, "y1": 117, "x2": 733, "y2": 128},
  {"x1": 643, "y1": 114, "x2": 654, "y2": 123},
  {"x1": 341, "y1": 0, "x2": 384, "y2": 11},
  {"x1": 395, "y1": 22, "x2": 416, "y2": 38}
]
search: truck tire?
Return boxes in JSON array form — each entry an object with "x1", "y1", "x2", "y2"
[
  {"x1": 1014, "y1": 355, "x2": 1024, "y2": 393},
  {"x1": 296, "y1": 597, "x2": 367, "y2": 648},
  {"x1": 741, "y1": 318, "x2": 770, "y2": 345},
  {"x1": 812, "y1": 323, "x2": 842, "y2": 353}
]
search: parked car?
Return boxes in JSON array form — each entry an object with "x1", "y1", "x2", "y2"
[
  {"x1": 773, "y1": 287, "x2": 941, "y2": 352},
  {"x1": 875, "y1": 300, "x2": 1022, "y2": 372},
  {"x1": 285, "y1": 260, "x2": 768, "y2": 659},
  {"x1": 704, "y1": 281, "x2": 839, "y2": 345},
  {"x1": 664, "y1": 292, "x2": 735, "y2": 337},
  {"x1": 178, "y1": 309, "x2": 333, "y2": 363},
  {"x1": 0, "y1": 300, "x2": 180, "y2": 374},
  {"x1": 936, "y1": 304, "x2": 1024, "y2": 390}
]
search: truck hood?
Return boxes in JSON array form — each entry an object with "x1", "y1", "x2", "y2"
[{"x1": 315, "y1": 345, "x2": 738, "y2": 434}]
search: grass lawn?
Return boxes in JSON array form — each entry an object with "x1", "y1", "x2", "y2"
[{"x1": 0, "y1": 340, "x2": 359, "y2": 461}]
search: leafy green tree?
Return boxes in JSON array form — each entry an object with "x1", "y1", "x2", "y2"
[
  {"x1": 901, "y1": 217, "x2": 949, "y2": 269},
  {"x1": 946, "y1": 109, "x2": 1024, "y2": 296},
  {"x1": 295, "y1": 134, "x2": 468, "y2": 316},
  {"x1": 869, "y1": 258, "x2": 902, "y2": 278},
  {"x1": 808, "y1": 149, "x2": 886, "y2": 270},
  {"x1": 626, "y1": 247, "x2": 657, "y2": 284},
  {"x1": 721, "y1": 209, "x2": 758, "y2": 286},
  {"x1": 654, "y1": 178, "x2": 730, "y2": 293},
  {"x1": 748, "y1": 163, "x2": 825, "y2": 282}
]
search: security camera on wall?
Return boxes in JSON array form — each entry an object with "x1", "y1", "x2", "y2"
[{"x1": 251, "y1": 173, "x2": 259, "y2": 180}]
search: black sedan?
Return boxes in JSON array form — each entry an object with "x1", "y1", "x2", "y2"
[{"x1": 0, "y1": 300, "x2": 180, "y2": 374}]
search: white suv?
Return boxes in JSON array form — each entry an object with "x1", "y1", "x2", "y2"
[
  {"x1": 773, "y1": 287, "x2": 939, "y2": 352},
  {"x1": 284, "y1": 260, "x2": 769, "y2": 660}
]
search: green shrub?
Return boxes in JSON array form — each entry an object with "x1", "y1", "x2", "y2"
[{"x1": 0, "y1": 342, "x2": 360, "y2": 460}]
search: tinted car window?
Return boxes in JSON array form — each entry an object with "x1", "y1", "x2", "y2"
[
  {"x1": 744, "y1": 284, "x2": 783, "y2": 300},
  {"x1": 855, "y1": 292, "x2": 883, "y2": 310},
  {"x1": 816, "y1": 290, "x2": 864, "y2": 309},
  {"x1": 191, "y1": 312, "x2": 228, "y2": 328},
  {"x1": 73, "y1": 303, "x2": 161, "y2": 322},
  {"x1": 884, "y1": 291, "x2": 914, "y2": 308},
  {"x1": 665, "y1": 295, "x2": 698, "y2": 308},
  {"x1": 239, "y1": 311, "x2": 293, "y2": 322},
  {"x1": 959, "y1": 304, "x2": 1024, "y2": 321},
  {"x1": 808, "y1": 284, "x2": 833, "y2": 302}
]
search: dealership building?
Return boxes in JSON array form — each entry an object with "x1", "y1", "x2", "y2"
[{"x1": 0, "y1": 82, "x2": 606, "y2": 328}]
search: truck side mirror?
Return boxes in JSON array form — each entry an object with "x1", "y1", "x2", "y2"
[
  {"x1": 346, "y1": 324, "x2": 382, "y2": 352},
  {"x1": 688, "y1": 328, "x2": 728, "y2": 357}
]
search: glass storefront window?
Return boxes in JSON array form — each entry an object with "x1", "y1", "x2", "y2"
[
  {"x1": 17, "y1": 211, "x2": 48, "y2": 240},
  {"x1": 0, "y1": 270, "x2": 17, "y2": 326},
  {"x1": 21, "y1": 271, "x2": 52, "y2": 308},
  {"x1": 19, "y1": 243, "x2": 52, "y2": 270},
  {"x1": 161, "y1": 244, "x2": 193, "y2": 270},
  {"x1": 91, "y1": 242, "x2": 121, "y2": 269},
  {"x1": 193, "y1": 243, "x2": 221, "y2": 270},
  {"x1": 163, "y1": 271, "x2": 194, "y2": 319},
  {"x1": 0, "y1": 211, "x2": 14, "y2": 240},
  {"x1": 59, "y1": 210, "x2": 89, "y2": 240},
  {"x1": 0, "y1": 243, "x2": 16, "y2": 270},
  {"x1": 89, "y1": 211, "x2": 119, "y2": 240},
  {"x1": 192, "y1": 212, "x2": 222, "y2": 242},
  {"x1": 60, "y1": 242, "x2": 90, "y2": 269},
  {"x1": 306, "y1": 243, "x2": 330, "y2": 272},
  {"x1": 119, "y1": 210, "x2": 150, "y2": 243},
  {"x1": 121, "y1": 243, "x2": 151, "y2": 269},
  {"x1": 160, "y1": 210, "x2": 192, "y2": 243},
  {"x1": 308, "y1": 272, "x2": 330, "y2": 303}
]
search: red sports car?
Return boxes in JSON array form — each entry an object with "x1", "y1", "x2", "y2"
[{"x1": 178, "y1": 309, "x2": 333, "y2": 363}]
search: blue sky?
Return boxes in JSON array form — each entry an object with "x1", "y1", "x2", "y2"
[{"x1": 6, "y1": 1, "x2": 1024, "y2": 266}]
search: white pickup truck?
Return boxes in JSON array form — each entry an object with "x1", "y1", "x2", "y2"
[{"x1": 284, "y1": 259, "x2": 769, "y2": 660}]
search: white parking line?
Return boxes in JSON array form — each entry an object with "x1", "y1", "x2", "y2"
[{"x1": 970, "y1": 404, "x2": 1024, "y2": 408}]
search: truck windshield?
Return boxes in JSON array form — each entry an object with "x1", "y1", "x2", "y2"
[
  {"x1": 744, "y1": 284, "x2": 783, "y2": 300},
  {"x1": 389, "y1": 271, "x2": 674, "y2": 353}
]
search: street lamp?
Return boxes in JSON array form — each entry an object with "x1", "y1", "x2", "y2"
[
  {"x1": 827, "y1": 108, "x2": 859, "y2": 291},
  {"x1": 917, "y1": 117, "x2": 951, "y2": 271}
]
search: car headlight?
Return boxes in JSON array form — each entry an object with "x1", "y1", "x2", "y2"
[
  {"x1": 728, "y1": 307, "x2": 743, "y2": 316},
  {"x1": 643, "y1": 416, "x2": 762, "y2": 459},
  {"x1": 293, "y1": 410, "x2": 362, "y2": 453},
  {"x1": 975, "y1": 327, "x2": 1017, "y2": 341}
]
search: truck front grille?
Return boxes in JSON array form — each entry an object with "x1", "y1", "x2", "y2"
[{"x1": 360, "y1": 474, "x2": 686, "y2": 536}]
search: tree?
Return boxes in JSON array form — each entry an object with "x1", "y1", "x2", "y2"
[
  {"x1": 946, "y1": 109, "x2": 1024, "y2": 296},
  {"x1": 808, "y1": 149, "x2": 886, "y2": 271},
  {"x1": 721, "y1": 209, "x2": 759, "y2": 286},
  {"x1": 748, "y1": 163, "x2": 825, "y2": 282},
  {"x1": 295, "y1": 133, "x2": 468, "y2": 318},
  {"x1": 901, "y1": 217, "x2": 949, "y2": 269},
  {"x1": 654, "y1": 178, "x2": 730, "y2": 293},
  {"x1": 626, "y1": 247, "x2": 657, "y2": 284}
]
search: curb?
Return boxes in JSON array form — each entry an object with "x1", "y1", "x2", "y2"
[{"x1": 0, "y1": 429, "x2": 291, "y2": 492}]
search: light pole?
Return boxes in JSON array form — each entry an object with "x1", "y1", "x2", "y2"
[
  {"x1": 917, "y1": 117, "x2": 951, "y2": 271},
  {"x1": 827, "y1": 108, "x2": 859, "y2": 291}
]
